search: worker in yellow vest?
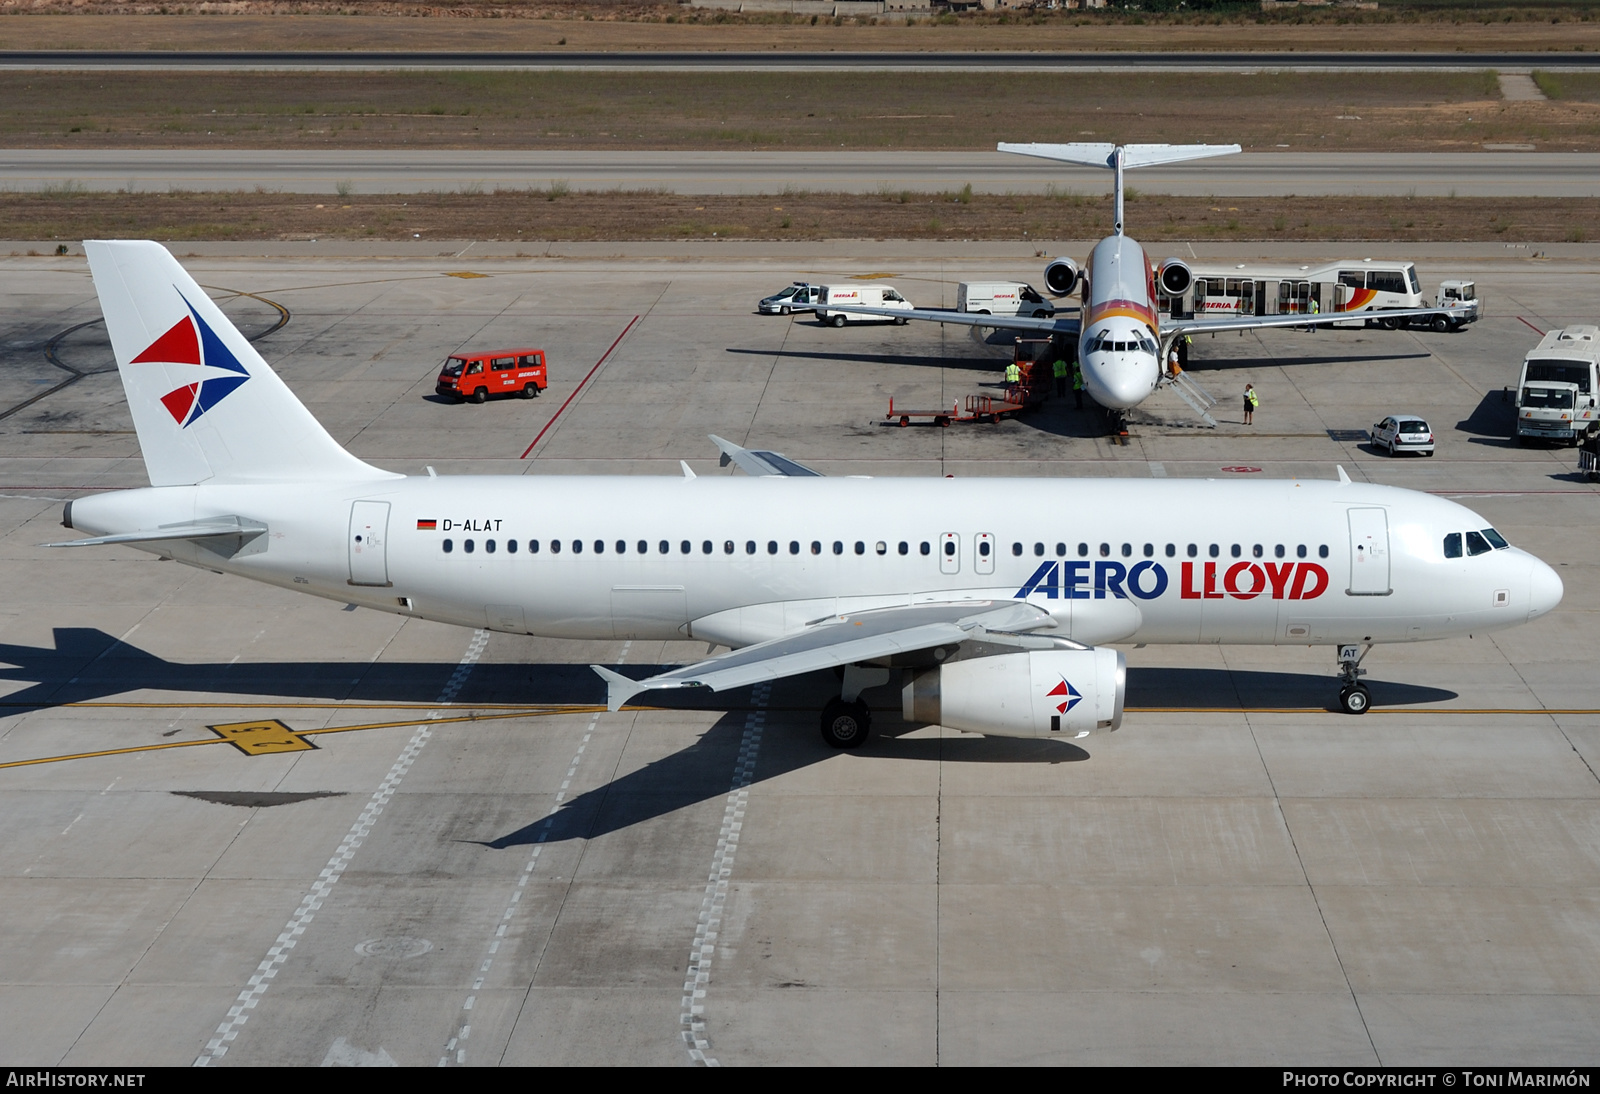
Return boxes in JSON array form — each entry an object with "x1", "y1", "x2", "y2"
[
  {"x1": 1052, "y1": 357, "x2": 1069, "y2": 397},
  {"x1": 1005, "y1": 361, "x2": 1021, "y2": 397}
]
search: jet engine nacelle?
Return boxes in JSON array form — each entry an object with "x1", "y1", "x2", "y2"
[
  {"x1": 1158, "y1": 258, "x2": 1193, "y2": 297},
  {"x1": 1043, "y1": 257, "x2": 1081, "y2": 298},
  {"x1": 902, "y1": 648, "x2": 1125, "y2": 739}
]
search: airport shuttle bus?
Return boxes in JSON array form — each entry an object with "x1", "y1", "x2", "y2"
[{"x1": 1162, "y1": 260, "x2": 1425, "y2": 325}]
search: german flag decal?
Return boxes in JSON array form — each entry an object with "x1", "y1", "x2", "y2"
[{"x1": 417, "y1": 519, "x2": 437, "y2": 531}]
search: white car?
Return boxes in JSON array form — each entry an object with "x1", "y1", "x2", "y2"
[
  {"x1": 759, "y1": 283, "x2": 821, "y2": 315},
  {"x1": 1372, "y1": 414, "x2": 1436, "y2": 457}
]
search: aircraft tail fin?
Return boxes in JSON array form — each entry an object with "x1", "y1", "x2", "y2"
[{"x1": 83, "y1": 240, "x2": 396, "y2": 487}]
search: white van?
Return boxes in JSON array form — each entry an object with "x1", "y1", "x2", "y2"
[
  {"x1": 817, "y1": 284, "x2": 913, "y2": 327},
  {"x1": 957, "y1": 281, "x2": 1054, "y2": 318}
]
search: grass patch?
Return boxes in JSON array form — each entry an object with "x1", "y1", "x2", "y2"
[{"x1": 6, "y1": 188, "x2": 1600, "y2": 244}]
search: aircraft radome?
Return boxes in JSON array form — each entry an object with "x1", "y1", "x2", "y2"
[{"x1": 51, "y1": 240, "x2": 1562, "y2": 749}]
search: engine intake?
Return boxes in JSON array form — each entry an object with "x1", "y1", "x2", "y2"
[
  {"x1": 1043, "y1": 257, "x2": 1081, "y2": 298},
  {"x1": 1158, "y1": 258, "x2": 1193, "y2": 297},
  {"x1": 902, "y1": 648, "x2": 1125, "y2": 739}
]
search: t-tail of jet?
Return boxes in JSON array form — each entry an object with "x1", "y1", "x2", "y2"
[
  {"x1": 84, "y1": 240, "x2": 394, "y2": 487},
  {"x1": 998, "y1": 142, "x2": 1240, "y2": 236}
]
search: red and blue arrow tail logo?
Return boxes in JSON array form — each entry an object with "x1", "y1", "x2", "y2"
[
  {"x1": 131, "y1": 291, "x2": 250, "y2": 428},
  {"x1": 1047, "y1": 676, "x2": 1082, "y2": 715}
]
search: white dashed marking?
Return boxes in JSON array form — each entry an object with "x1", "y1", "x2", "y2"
[
  {"x1": 439, "y1": 640, "x2": 631, "y2": 1067},
  {"x1": 194, "y1": 629, "x2": 491, "y2": 1067},
  {"x1": 682, "y1": 682, "x2": 771, "y2": 1067}
]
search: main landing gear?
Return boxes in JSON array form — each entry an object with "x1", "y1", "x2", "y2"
[
  {"x1": 818, "y1": 664, "x2": 890, "y2": 749},
  {"x1": 1336, "y1": 643, "x2": 1372, "y2": 715}
]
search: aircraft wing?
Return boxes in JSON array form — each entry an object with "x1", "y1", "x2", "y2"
[
  {"x1": 708, "y1": 434, "x2": 824, "y2": 477},
  {"x1": 1166, "y1": 308, "x2": 1450, "y2": 338},
  {"x1": 823, "y1": 304, "x2": 1079, "y2": 337},
  {"x1": 591, "y1": 599, "x2": 1058, "y2": 711}
]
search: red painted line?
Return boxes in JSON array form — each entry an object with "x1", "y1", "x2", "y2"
[
  {"x1": 1518, "y1": 316, "x2": 1546, "y2": 336},
  {"x1": 520, "y1": 316, "x2": 639, "y2": 459}
]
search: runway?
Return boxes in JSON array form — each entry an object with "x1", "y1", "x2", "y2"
[
  {"x1": 2, "y1": 49, "x2": 1599, "y2": 72},
  {"x1": 9, "y1": 149, "x2": 1599, "y2": 198}
]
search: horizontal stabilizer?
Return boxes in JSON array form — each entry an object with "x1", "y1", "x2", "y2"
[
  {"x1": 44, "y1": 515, "x2": 266, "y2": 550},
  {"x1": 998, "y1": 142, "x2": 1240, "y2": 170}
]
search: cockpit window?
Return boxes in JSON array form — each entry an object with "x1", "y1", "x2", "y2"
[
  {"x1": 1482, "y1": 528, "x2": 1509, "y2": 550},
  {"x1": 1443, "y1": 533, "x2": 1462, "y2": 559},
  {"x1": 1465, "y1": 531, "x2": 1492, "y2": 556}
]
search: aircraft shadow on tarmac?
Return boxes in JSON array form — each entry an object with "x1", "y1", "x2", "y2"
[
  {"x1": 1458, "y1": 389, "x2": 1517, "y2": 440},
  {"x1": 3, "y1": 630, "x2": 1455, "y2": 847},
  {"x1": 727, "y1": 346, "x2": 1009, "y2": 374},
  {"x1": 1187, "y1": 351, "x2": 1432, "y2": 372}
]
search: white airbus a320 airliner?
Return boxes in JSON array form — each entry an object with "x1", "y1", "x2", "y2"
[
  {"x1": 829, "y1": 142, "x2": 1448, "y2": 422},
  {"x1": 55, "y1": 241, "x2": 1561, "y2": 749}
]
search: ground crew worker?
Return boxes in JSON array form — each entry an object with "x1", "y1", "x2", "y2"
[
  {"x1": 1243, "y1": 382, "x2": 1259, "y2": 425},
  {"x1": 1309, "y1": 296, "x2": 1320, "y2": 333},
  {"x1": 1179, "y1": 335, "x2": 1191, "y2": 368},
  {"x1": 1005, "y1": 360, "x2": 1021, "y2": 397},
  {"x1": 1053, "y1": 356, "x2": 1069, "y2": 397},
  {"x1": 1072, "y1": 362, "x2": 1085, "y2": 409}
]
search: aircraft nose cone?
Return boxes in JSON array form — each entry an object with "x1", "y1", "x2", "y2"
[
  {"x1": 1090, "y1": 355, "x2": 1159, "y2": 410},
  {"x1": 1528, "y1": 556, "x2": 1564, "y2": 620}
]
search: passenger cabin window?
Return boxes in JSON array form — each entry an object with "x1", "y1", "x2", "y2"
[
  {"x1": 530, "y1": 540, "x2": 540, "y2": 554},
  {"x1": 443, "y1": 539, "x2": 454, "y2": 553},
  {"x1": 507, "y1": 539, "x2": 517, "y2": 554},
  {"x1": 551, "y1": 540, "x2": 561, "y2": 554},
  {"x1": 1444, "y1": 533, "x2": 1463, "y2": 559},
  {"x1": 465, "y1": 539, "x2": 475, "y2": 554},
  {"x1": 485, "y1": 539, "x2": 496, "y2": 554},
  {"x1": 920, "y1": 542, "x2": 931, "y2": 556}
]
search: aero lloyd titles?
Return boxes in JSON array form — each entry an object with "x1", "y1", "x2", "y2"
[{"x1": 1015, "y1": 559, "x2": 1330, "y2": 601}]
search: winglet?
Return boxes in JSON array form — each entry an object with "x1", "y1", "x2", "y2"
[
  {"x1": 680, "y1": 461, "x2": 696, "y2": 480},
  {"x1": 1336, "y1": 465, "x2": 1352, "y2": 485},
  {"x1": 591, "y1": 665, "x2": 648, "y2": 712}
]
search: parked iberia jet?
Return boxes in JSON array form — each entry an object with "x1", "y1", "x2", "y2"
[
  {"x1": 54, "y1": 241, "x2": 1561, "y2": 749},
  {"x1": 828, "y1": 142, "x2": 1448, "y2": 423}
]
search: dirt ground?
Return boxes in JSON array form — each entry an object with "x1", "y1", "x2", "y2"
[
  {"x1": 5, "y1": 187, "x2": 1595, "y2": 244},
  {"x1": 4, "y1": 9, "x2": 1600, "y2": 55},
  {"x1": 8, "y1": 68, "x2": 1600, "y2": 151}
]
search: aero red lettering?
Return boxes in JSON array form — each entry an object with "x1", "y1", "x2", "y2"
[
  {"x1": 1290, "y1": 563, "x2": 1329, "y2": 600},
  {"x1": 1181, "y1": 561, "x2": 1201, "y2": 599},
  {"x1": 1224, "y1": 561, "x2": 1265, "y2": 599},
  {"x1": 1264, "y1": 562, "x2": 1295, "y2": 599},
  {"x1": 1202, "y1": 562, "x2": 1224, "y2": 599}
]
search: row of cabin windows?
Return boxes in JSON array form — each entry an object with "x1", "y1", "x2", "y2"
[
  {"x1": 1009, "y1": 541, "x2": 1329, "y2": 560},
  {"x1": 439, "y1": 538, "x2": 1331, "y2": 560},
  {"x1": 441, "y1": 538, "x2": 940, "y2": 557}
]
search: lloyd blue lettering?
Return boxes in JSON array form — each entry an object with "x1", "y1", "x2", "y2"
[{"x1": 1013, "y1": 561, "x2": 1166, "y2": 601}]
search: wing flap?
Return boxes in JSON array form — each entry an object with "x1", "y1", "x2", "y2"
[{"x1": 591, "y1": 600, "x2": 1056, "y2": 711}]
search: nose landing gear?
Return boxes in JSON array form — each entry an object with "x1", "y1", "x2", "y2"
[{"x1": 1336, "y1": 643, "x2": 1372, "y2": 715}]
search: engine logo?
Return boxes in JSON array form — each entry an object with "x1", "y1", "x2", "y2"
[{"x1": 1047, "y1": 676, "x2": 1082, "y2": 714}]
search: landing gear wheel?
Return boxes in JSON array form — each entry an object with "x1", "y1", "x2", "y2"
[
  {"x1": 830, "y1": 314, "x2": 847, "y2": 328},
  {"x1": 1339, "y1": 684, "x2": 1372, "y2": 715},
  {"x1": 471, "y1": 387, "x2": 488, "y2": 403},
  {"x1": 819, "y1": 698, "x2": 872, "y2": 749}
]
